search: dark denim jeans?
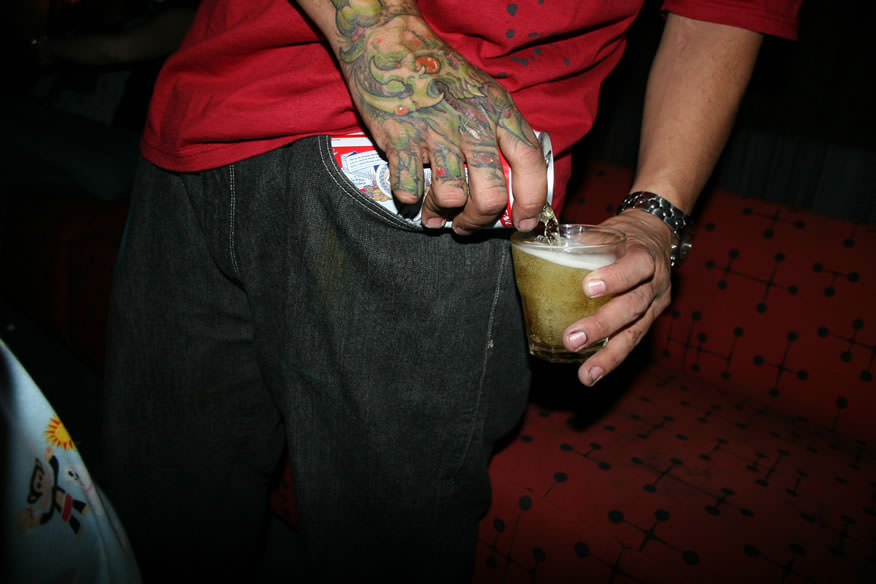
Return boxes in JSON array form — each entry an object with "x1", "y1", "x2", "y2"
[{"x1": 102, "y1": 136, "x2": 532, "y2": 581}]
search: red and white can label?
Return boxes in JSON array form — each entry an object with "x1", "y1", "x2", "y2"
[{"x1": 331, "y1": 131, "x2": 553, "y2": 228}]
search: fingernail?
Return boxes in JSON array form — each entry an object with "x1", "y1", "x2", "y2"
[
  {"x1": 588, "y1": 366, "x2": 604, "y2": 385},
  {"x1": 586, "y1": 279, "x2": 606, "y2": 298},
  {"x1": 423, "y1": 217, "x2": 446, "y2": 229},
  {"x1": 518, "y1": 218, "x2": 538, "y2": 232},
  {"x1": 569, "y1": 330, "x2": 587, "y2": 351}
]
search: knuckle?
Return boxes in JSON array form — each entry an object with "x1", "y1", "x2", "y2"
[
  {"x1": 622, "y1": 325, "x2": 647, "y2": 349},
  {"x1": 626, "y1": 288, "x2": 651, "y2": 320},
  {"x1": 653, "y1": 290, "x2": 672, "y2": 314},
  {"x1": 595, "y1": 346, "x2": 625, "y2": 375},
  {"x1": 471, "y1": 189, "x2": 508, "y2": 215},
  {"x1": 519, "y1": 141, "x2": 547, "y2": 163},
  {"x1": 586, "y1": 313, "x2": 614, "y2": 341},
  {"x1": 625, "y1": 240, "x2": 656, "y2": 268},
  {"x1": 514, "y1": 192, "x2": 546, "y2": 214},
  {"x1": 603, "y1": 327, "x2": 644, "y2": 365},
  {"x1": 638, "y1": 246, "x2": 658, "y2": 274},
  {"x1": 430, "y1": 184, "x2": 467, "y2": 209}
]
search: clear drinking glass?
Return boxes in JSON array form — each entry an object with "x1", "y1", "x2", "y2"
[{"x1": 511, "y1": 224, "x2": 626, "y2": 363}]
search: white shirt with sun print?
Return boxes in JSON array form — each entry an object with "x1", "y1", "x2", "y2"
[{"x1": 1, "y1": 339, "x2": 141, "y2": 583}]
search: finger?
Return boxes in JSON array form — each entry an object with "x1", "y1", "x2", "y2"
[
  {"x1": 420, "y1": 144, "x2": 468, "y2": 229},
  {"x1": 497, "y1": 121, "x2": 547, "y2": 232},
  {"x1": 580, "y1": 243, "x2": 661, "y2": 300},
  {"x1": 563, "y1": 279, "x2": 662, "y2": 349},
  {"x1": 450, "y1": 144, "x2": 509, "y2": 234},
  {"x1": 576, "y1": 315, "x2": 657, "y2": 386},
  {"x1": 386, "y1": 143, "x2": 426, "y2": 205}
]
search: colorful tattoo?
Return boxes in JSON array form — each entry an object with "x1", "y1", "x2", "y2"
[{"x1": 329, "y1": 0, "x2": 536, "y2": 199}]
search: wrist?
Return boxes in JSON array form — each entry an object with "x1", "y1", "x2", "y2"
[{"x1": 617, "y1": 191, "x2": 693, "y2": 268}]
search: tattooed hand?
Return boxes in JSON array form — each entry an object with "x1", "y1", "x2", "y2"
[{"x1": 324, "y1": 0, "x2": 547, "y2": 233}]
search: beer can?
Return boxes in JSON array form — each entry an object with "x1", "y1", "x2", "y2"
[{"x1": 330, "y1": 130, "x2": 554, "y2": 228}]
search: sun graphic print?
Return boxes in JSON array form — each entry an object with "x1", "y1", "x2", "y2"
[{"x1": 44, "y1": 415, "x2": 76, "y2": 451}]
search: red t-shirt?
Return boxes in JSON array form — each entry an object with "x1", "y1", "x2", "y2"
[{"x1": 140, "y1": 0, "x2": 799, "y2": 208}]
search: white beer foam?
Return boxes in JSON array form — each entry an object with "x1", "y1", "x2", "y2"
[{"x1": 516, "y1": 242, "x2": 616, "y2": 270}]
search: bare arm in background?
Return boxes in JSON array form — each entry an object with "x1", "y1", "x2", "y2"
[
  {"x1": 564, "y1": 14, "x2": 764, "y2": 386},
  {"x1": 295, "y1": 0, "x2": 547, "y2": 234}
]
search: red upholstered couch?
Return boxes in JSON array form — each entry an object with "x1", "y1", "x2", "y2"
[
  {"x1": 3, "y1": 162, "x2": 875, "y2": 583},
  {"x1": 469, "y1": 162, "x2": 876, "y2": 583}
]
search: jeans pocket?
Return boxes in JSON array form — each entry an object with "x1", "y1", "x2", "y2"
[{"x1": 314, "y1": 135, "x2": 424, "y2": 232}]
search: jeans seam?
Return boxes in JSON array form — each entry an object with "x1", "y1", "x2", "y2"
[
  {"x1": 451, "y1": 244, "x2": 508, "y2": 483},
  {"x1": 228, "y1": 163, "x2": 241, "y2": 279}
]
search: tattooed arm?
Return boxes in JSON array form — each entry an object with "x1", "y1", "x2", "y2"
[{"x1": 296, "y1": 0, "x2": 547, "y2": 233}]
